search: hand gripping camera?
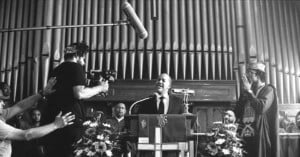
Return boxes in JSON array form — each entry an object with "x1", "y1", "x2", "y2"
[{"x1": 87, "y1": 70, "x2": 116, "y2": 87}]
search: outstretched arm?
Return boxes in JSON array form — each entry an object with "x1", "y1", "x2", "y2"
[
  {"x1": 4, "y1": 77, "x2": 56, "y2": 120},
  {"x1": 1, "y1": 112, "x2": 74, "y2": 141},
  {"x1": 73, "y1": 80, "x2": 109, "y2": 100}
]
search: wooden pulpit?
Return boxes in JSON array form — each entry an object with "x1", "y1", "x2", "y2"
[{"x1": 125, "y1": 114, "x2": 197, "y2": 157}]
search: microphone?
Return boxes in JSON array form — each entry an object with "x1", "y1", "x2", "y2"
[
  {"x1": 122, "y1": 2, "x2": 148, "y2": 39},
  {"x1": 171, "y1": 88, "x2": 195, "y2": 95}
]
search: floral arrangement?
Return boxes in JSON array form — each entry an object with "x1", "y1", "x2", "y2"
[
  {"x1": 199, "y1": 122, "x2": 245, "y2": 157},
  {"x1": 73, "y1": 112, "x2": 121, "y2": 157}
]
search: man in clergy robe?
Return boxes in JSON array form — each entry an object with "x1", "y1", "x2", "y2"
[
  {"x1": 105, "y1": 103, "x2": 129, "y2": 157},
  {"x1": 130, "y1": 73, "x2": 185, "y2": 157},
  {"x1": 235, "y1": 62, "x2": 279, "y2": 157},
  {"x1": 131, "y1": 73, "x2": 184, "y2": 115}
]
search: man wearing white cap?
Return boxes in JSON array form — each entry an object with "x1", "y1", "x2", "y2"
[{"x1": 235, "y1": 62, "x2": 279, "y2": 157}]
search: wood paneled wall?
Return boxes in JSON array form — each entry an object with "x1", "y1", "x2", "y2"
[{"x1": 0, "y1": 0, "x2": 299, "y2": 105}]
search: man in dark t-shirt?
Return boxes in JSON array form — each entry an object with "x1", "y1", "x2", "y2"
[{"x1": 43, "y1": 42, "x2": 109, "y2": 157}]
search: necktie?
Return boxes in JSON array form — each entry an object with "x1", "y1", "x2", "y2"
[{"x1": 158, "y1": 97, "x2": 165, "y2": 114}]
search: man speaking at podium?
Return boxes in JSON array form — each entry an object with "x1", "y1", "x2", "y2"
[
  {"x1": 130, "y1": 73, "x2": 186, "y2": 157},
  {"x1": 132, "y1": 73, "x2": 184, "y2": 114}
]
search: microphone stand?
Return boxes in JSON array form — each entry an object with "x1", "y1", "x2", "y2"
[
  {"x1": 175, "y1": 89, "x2": 195, "y2": 115},
  {"x1": 183, "y1": 90, "x2": 192, "y2": 115},
  {"x1": 0, "y1": 20, "x2": 129, "y2": 33}
]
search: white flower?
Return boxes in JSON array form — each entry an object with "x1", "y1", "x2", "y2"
[
  {"x1": 215, "y1": 138, "x2": 226, "y2": 145},
  {"x1": 75, "y1": 149, "x2": 83, "y2": 156},
  {"x1": 83, "y1": 120, "x2": 91, "y2": 126},
  {"x1": 106, "y1": 150, "x2": 113, "y2": 157},
  {"x1": 90, "y1": 122, "x2": 98, "y2": 127},
  {"x1": 222, "y1": 149, "x2": 230, "y2": 155},
  {"x1": 103, "y1": 123, "x2": 111, "y2": 127},
  {"x1": 87, "y1": 151, "x2": 96, "y2": 156},
  {"x1": 105, "y1": 140, "x2": 112, "y2": 144},
  {"x1": 232, "y1": 146, "x2": 242, "y2": 154},
  {"x1": 97, "y1": 134, "x2": 104, "y2": 140}
]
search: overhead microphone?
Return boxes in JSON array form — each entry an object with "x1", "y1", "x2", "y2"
[{"x1": 122, "y1": 2, "x2": 148, "y2": 39}]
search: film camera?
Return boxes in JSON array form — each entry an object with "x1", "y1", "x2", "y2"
[{"x1": 87, "y1": 70, "x2": 116, "y2": 87}]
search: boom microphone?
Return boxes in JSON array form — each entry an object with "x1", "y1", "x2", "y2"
[{"x1": 122, "y1": 2, "x2": 148, "y2": 39}]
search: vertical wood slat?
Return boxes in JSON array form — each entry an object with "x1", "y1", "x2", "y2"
[
  {"x1": 208, "y1": 0, "x2": 215, "y2": 80},
  {"x1": 179, "y1": 0, "x2": 187, "y2": 79},
  {"x1": 120, "y1": 0, "x2": 127, "y2": 79},
  {"x1": 155, "y1": 0, "x2": 162, "y2": 52},
  {"x1": 25, "y1": 0, "x2": 36, "y2": 97},
  {"x1": 12, "y1": 0, "x2": 24, "y2": 101},
  {"x1": 284, "y1": 1, "x2": 296, "y2": 103},
  {"x1": 121, "y1": 51, "x2": 127, "y2": 79},
  {"x1": 278, "y1": 1, "x2": 290, "y2": 104},
  {"x1": 6, "y1": 0, "x2": 17, "y2": 86},
  {"x1": 230, "y1": 0, "x2": 239, "y2": 97},
  {"x1": 84, "y1": 0, "x2": 91, "y2": 76},
  {"x1": 186, "y1": 0, "x2": 194, "y2": 79},
  {"x1": 194, "y1": 0, "x2": 202, "y2": 80},
  {"x1": 129, "y1": 51, "x2": 135, "y2": 79},
  {"x1": 32, "y1": 0, "x2": 44, "y2": 93},
  {"x1": 272, "y1": 0, "x2": 284, "y2": 104},
  {"x1": 0, "y1": 0, "x2": 4, "y2": 81},
  {"x1": 163, "y1": 0, "x2": 171, "y2": 75},
  {"x1": 71, "y1": 0, "x2": 78, "y2": 43},
  {"x1": 41, "y1": 0, "x2": 54, "y2": 88},
  {"x1": 265, "y1": 0, "x2": 277, "y2": 89},
  {"x1": 0, "y1": 0, "x2": 10, "y2": 82},
  {"x1": 127, "y1": 0, "x2": 135, "y2": 79},
  {"x1": 226, "y1": 0, "x2": 233, "y2": 80},
  {"x1": 19, "y1": 0, "x2": 30, "y2": 100},
  {"x1": 77, "y1": 0, "x2": 84, "y2": 42},
  {"x1": 188, "y1": 52, "x2": 195, "y2": 80},
  {"x1": 90, "y1": 0, "x2": 98, "y2": 71},
  {"x1": 113, "y1": 0, "x2": 120, "y2": 78},
  {"x1": 165, "y1": 52, "x2": 171, "y2": 74},
  {"x1": 221, "y1": 0, "x2": 228, "y2": 80},
  {"x1": 171, "y1": 0, "x2": 179, "y2": 80},
  {"x1": 259, "y1": 0, "x2": 271, "y2": 84},
  {"x1": 163, "y1": 0, "x2": 171, "y2": 51},
  {"x1": 147, "y1": 51, "x2": 153, "y2": 80},
  {"x1": 172, "y1": 52, "x2": 179, "y2": 80},
  {"x1": 215, "y1": 0, "x2": 222, "y2": 80},
  {"x1": 202, "y1": 0, "x2": 209, "y2": 80},
  {"x1": 136, "y1": 0, "x2": 145, "y2": 79},
  {"x1": 253, "y1": 0, "x2": 264, "y2": 62},
  {"x1": 155, "y1": 0, "x2": 163, "y2": 76},
  {"x1": 105, "y1": 0, "x2": 113, "y2": 71},
  {"x1": 292, "y1": 5, "x2": 300, "y2": 102},
  {"x1": 181, "y1": 52, "x2": 187, "y2": 80},
  {"x1": 235, "y1": 0, "x2": 247, "y2": 87},
  {"x1": 244, "y1": 0, "x2": 257, "y2": 60}
]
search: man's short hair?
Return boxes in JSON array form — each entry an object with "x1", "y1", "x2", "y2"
[{"x1": 64, "y1": 42, "x2": 89, "y2": 60}]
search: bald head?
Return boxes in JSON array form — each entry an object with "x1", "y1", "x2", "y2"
[
  {"x1": 114, "y1": 103, "x2": 126, "y2": 118},
  {"x1": 223, "y1": 110, "x2": 236, "y2": 124},
  {"x1": 155, "y1": 73, "x2": 172, "y2": 95}
]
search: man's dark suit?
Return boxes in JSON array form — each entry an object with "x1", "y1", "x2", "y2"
[
  {"x1": 132, "y1": 94, "x2": 184, "y2": 114},
  {"x1": 130, "y1": 94, "x2": 185, "y2": 157}
]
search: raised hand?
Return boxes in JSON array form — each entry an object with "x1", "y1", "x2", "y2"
[
  {"x1": 54, "y1": 112, "x2": 75, "y2": 128},
  {"x1": 43, "y1": 77, "x2": 57, "y2": 96},
  {"x1": 241, "y1": 74, "x2": 252, "y2": 91}
]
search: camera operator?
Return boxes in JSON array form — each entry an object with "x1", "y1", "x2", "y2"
[{"x1": 42, "y1": 42, "x2": 109, "y2": 157}]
